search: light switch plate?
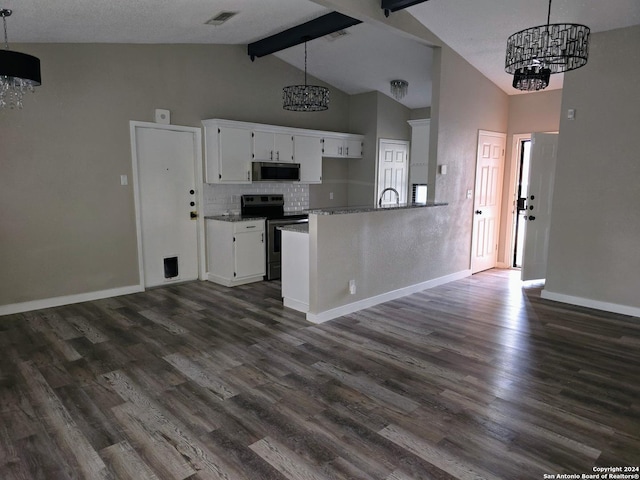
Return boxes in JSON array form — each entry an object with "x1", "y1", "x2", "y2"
[{"x1": 120, "y1": 174, "x2": 128, "y2": 186}]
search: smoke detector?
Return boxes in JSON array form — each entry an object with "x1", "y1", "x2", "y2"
[{"x1": 205, "y1": 11, "x2": 238, "y2": 26}]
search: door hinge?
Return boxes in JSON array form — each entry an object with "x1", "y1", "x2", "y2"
[
  {"x1": 219, "y1": 174, "x2": 222, "y2": 179},
  {"x1": 233, "y1": 236, "x2": 236, "y2": 242},
  {"x1": 234, "y1": 272, "x2": 236, "y2": 277},
  {"x1": 218, "y1": 128, "x2": 221, "y2": 134}
]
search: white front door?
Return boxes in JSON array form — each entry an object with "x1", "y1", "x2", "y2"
[
  {"x1": 377, "y1": 140, "x2": 409, "y2": 206},
  {"x1": 471, "y1": 130, "x2": 506, "y2": 274},
  {"x1": 131, "y1": 123, "x2": 202, "y2": 288},
  {"x1": 521, "y1": 133, "x2": 558, "y2": 281}
]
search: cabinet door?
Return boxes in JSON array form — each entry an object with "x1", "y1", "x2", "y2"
[
  {"x1": 294, "y1": 135, "x2": 323, "y2": 183},
  {"x1": 234, "y1": 231, "x2": 265, "y2": 279},
  {"x1": 219, "y1": 126, "x2": 252, "y2": 183},
  {"x1": 345, "y1": 138, "x2": 363, "y2": 158},
  {"x1": 274, "y1": 133, "x2": 294, "y2": 163},
  {"x1": 322, "y1": 137, "x2": 344, "y2": 157},
  {"x1": 253, "y1": 130, "x2": 274, "y2": 162}
]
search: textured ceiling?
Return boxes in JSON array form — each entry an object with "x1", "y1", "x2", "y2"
[{"x1": 4, "y1": 0, "x2": 640, "y2": 108}]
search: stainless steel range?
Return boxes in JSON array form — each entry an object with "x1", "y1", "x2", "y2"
[{"x1": 240, "y1": 194, "x2": 308, "y2": 280}]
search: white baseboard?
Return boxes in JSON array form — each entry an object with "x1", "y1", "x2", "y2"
[
  {"x1": 306, "y1": 269, "x2": 471, "y2": 324},
  {"x1": 283, "y1": 297, "x2": 309, "y2": 313},
  {"x1": 541, "y1": 289, "x2": 640, "y2": 319},
  {"x1": 207, "y1": 272, "x2": 264, "y2": 287},
  {"x1": 0, "y1": 284, "x2": 145, "y2": 317}
]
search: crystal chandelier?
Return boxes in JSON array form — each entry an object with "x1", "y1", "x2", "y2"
[
  {"x1": 0, "y1": 9, "x2": 41, "y2": 109},
  {"x1": 390, "y1": 79, "x2": 408, "y2": 100},
  {"x1": 283, "y1": 40, "x2": 329, "y2": 112},
  {"x1": 505, "y1": 0, "x2": 590, "y2": 91}
]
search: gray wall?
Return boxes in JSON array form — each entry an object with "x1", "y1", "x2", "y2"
[
  {"x1": 544, "y1": 26, "x2": 640, "y2": 310},
  {"x1": 308, "y1": 158, "x2": 349, "y2": 209},
  {"x1": 310, "y1": 44, "x2": 509, "y2": 314},
  {"x1": 428, "y1": 44, "x2": 509, "y2": 272},
  {"x1": 498, "y1": 89, "x2": 563, "y2": 263},
  {"x1": 346, "y1": 91, "x2": 412, "y2": 206},
  {"x1": 0, "y1": 43, "x2": 350, "y2": 307}
]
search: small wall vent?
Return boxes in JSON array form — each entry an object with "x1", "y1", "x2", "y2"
[{"x1": 205, "y1": 11, "x2": 238, "y2": 26}]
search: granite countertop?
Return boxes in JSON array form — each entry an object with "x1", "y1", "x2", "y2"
[
  {"x1": 278, "y1": 223, "x2": 309, "y2": 234},
  {"x1": 204, "y1": 215, "x2": 266, "y2": 222},
  {"x1": 306, "y1": 202, "x2": 448, "y2": 215}
]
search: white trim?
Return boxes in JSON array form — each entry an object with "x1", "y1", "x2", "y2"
[
  {"x1": 206, "y1": 273, "x2": 264, "y2": 288},
  {"x1": 505, "y1": 133, "x2": 531, "y2": 267},
  {"x1": 129, "y1": 121, "x2": 206, "y2": 286},
  {"x1": 0, "y1": 285, "x2": 144, "y2": 317},
  {"x1": 306, "y1": 269, "x2": 471, "y2": 324},
  {"x1": 541, "y1": 289, "x2": 640, "y2": 319},
  {"x1": 283, "y1": 298, "x2": 309, "y2": 313}
]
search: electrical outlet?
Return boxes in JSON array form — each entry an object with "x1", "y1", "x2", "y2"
[
  {"x1": 349, "y1": 279, "x2": 356, "y2": 295},
  {"x1": 466, "y1": 189, "x2": 473, "y2": 199}
]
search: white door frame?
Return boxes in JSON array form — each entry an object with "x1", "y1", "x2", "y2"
[
  {"x1": 471, "y1": 130, "x2": 506, "y2": 274},
  {"x1": 129, "y1": 121, "x2": 206, "y2": 288},
  {"x1": 375, "y1": 138, "x2": 410, "y2": 205},
  {"x1": 503, "y1": 133, "x2": 532, "y2": 268}
]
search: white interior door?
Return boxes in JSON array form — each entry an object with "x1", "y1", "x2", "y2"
[
  {"x1": 377, "y1": 140, "x2": 409, "y2": 206},
  {"x1": 521, "y1": 133, "x2": 558, "y2": 281},
  {"x1": 132, "y1": 124, "x2": 201, "y2": 287},
  {"x1": 471, "y1": 130, "x2": 506, "y2": 274}
]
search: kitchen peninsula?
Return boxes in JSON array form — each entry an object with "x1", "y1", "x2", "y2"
[{"x1": 281, "y1": 202, "x2": 471, "y2": 323}]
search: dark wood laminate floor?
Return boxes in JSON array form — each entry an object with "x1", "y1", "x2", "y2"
[{"x1": 1, "y1": 270, "x2": 639, "y2": 479}]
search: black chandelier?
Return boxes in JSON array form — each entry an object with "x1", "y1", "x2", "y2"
[
  {"x1": 505, "y1": 0, "x2": 590, "y2": 91},
  {"x1": 0, "y1": 9, "x2": 41, "y2": 109},
  {"x1": 283, "y1": 40, "x2": 329, "y2": 112},
  {"x1": 512, "y1": 66, "x2": 551, "y2": 92}
]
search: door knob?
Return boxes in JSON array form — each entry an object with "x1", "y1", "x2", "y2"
[
  {"x1": 189, "y1": 189, "x2": 195, "y2": 195},
  {"x1": 475, "y1": 210, "x2": 483, "y2": 215},
  {"x1": 530, "y1": 195, "x2": 535, "y2": 200},
  {"x1": 528, "y1": 215, "x2": 536, "y2": 221},
  {"x1": 190, "y1": 211, "x2": 198, "y2": 219}
]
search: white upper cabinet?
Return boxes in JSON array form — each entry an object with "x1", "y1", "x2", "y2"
[
  {"x1": 322, "y1": 135, "x2": 363, "y2": 158},
  {"x1": 203, "y1": 120, "x2": 252, "y2": 184},
  {"x1": 202, "y1": 119, "x2": 364, "y2": 184},
  {"x1": 253, "y1": 131, "x2": 294, "y2": 163},
  {"x1": 294, "y1": 135, "x2": 323, "y2": 184}
]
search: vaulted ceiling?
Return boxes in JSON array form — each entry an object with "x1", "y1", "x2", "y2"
[{"x1": 5, "y1": 0, "x2": 640, "y2": 108}]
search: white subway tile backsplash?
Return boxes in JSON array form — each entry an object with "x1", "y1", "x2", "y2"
[{"x1": 203, "y1": 183, "x2": 310, "y2": 216}]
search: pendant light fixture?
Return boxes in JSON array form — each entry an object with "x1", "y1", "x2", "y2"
[
  {"x1": 0, "y1": 9, "x2": 41, "y2": 109},
  {"x1": 512, "y1": 66, "x2": 551, "y2": 92},
  {"x1": 390, "y1": 79, "x2": 408, "y2": 100},
  {"x1": 283, "y1": 40, "x2": 329, "y2": 112},
  {"x1": 505, "y1": 0, "x2": 590, "y2": 91}
]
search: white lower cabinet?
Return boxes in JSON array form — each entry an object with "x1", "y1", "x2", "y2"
[{"x1": 206, "y1": 219, "x2": 265, "y2": 286}]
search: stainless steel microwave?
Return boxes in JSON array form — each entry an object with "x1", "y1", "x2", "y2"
[{"x1": 251, "y1": 162, "x2": 300, "y2": 182}]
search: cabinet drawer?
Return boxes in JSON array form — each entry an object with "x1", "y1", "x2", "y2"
[{"x1": 233, "y1": 220, "x2": 264, "y2": 233}]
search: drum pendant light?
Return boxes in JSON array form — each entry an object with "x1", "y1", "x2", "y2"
[
  {"x1": 505, "y1": 0, "x2": 590, "y2": 91},
  {"x1": 0, "y1": 9, "x2": 42, "y2": 109},
  {"x1": 283, "y1": 40, "x2": 329, "y2": 112}
]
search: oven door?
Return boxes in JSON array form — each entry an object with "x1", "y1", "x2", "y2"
[{"x1": 266, "y1": 217, "x2": 308, "y2": 280}]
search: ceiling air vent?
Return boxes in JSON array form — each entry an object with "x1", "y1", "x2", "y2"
[
  {"x1": 325, "y1": 29, "x2": 350, "y2": 41},
  {"x1": 205, "y1": 11, "x2": 238, "y2": 26}
]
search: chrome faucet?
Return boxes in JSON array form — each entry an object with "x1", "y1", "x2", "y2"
[{"x1": 378, "y1": 187, "x2": 400, "y2": 207}]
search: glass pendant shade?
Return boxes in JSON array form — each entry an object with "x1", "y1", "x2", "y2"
[
  {"x1": 512, "y1": 66, "x2": 551, "y2": 91},
  {"x1": 283, "y1": 40, "x2": 329, "y2": 112},
  {"x1": 390, "y1": 79, "x2": 408, "y2": 100},
  {"x1": 0, "y1": 9, "x2": 42, "y2": 109}
]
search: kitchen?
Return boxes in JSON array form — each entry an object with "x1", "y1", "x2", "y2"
[{"x1": 1, "y1": 1, "x2": 638, "y2": 322}]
